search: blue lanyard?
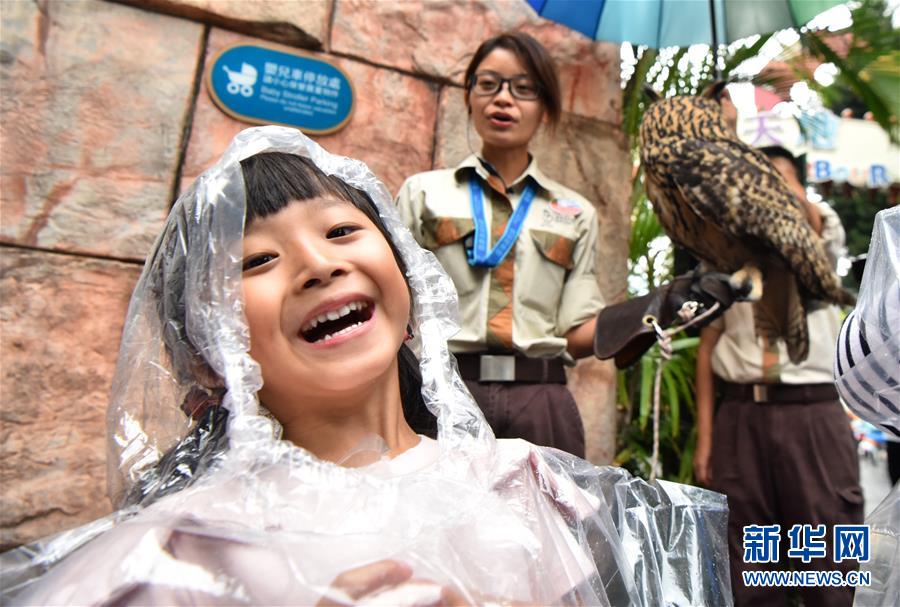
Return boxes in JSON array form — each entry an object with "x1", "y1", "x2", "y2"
[{"x1": 467, "y1": 175, "x2": 536, "y2": 267}]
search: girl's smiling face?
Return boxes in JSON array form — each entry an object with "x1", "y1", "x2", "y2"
[{"x1": 241, "y1": 197, "x2": 410, "y2": 423}]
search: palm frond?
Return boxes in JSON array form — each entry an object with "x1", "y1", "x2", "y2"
[{"x1": 623, "y1": 48, "x2": 659, "y2": 145}]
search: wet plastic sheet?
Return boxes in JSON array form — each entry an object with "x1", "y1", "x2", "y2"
[
  {"x1": 835, "y1": 207, "x2": 900, "y2": 606},
  {"x1": 853, "y1": 483, "x2": 900, "y2": 607},
  {"x1": 1, "y1": 127, "x2": 731, "y2": 606},
  {"x1": 835, "y1": 207, "x2": 900, "y2": 436}
]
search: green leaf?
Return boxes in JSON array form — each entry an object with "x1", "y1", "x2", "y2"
[
  {"x1": 623, "y1": 48, "x2": 659, "y2": 146},
  {"x1": 861, "y1": 52, "x2": 900, "y2": 122},
  {"x1": 805, "y1": 31, "x2": 898, "y2": 142},
  {"x1": 679, "y1": 428, "x2": 697, "y2": 483},
  {"x1": 660, "y1": 48, "x2": 690, "y2": 96},
  {"x1": 722, "y1": 33, "x2": 774, "y2": 79},
  {"x1": 629, "y1": 198, "x2": 664, "y2": 263},
  {"x1": 662, "y1": 367, "x2": 680, "y2": 438},
  {"x1": 613, "y1": 446, "x2": 632, "y2": 467},
  {"x1": 674, "y1": 363, "x2": 697, "y2": 416},
  {"x1": 616, "y1": 368, "x2": 632, "y2": 411},
  {"x1": 638, "y1": 355, "x2": 654, "y2": 430},
  {"x1": 669, "y1": 336, "x2": 700, "y2": 352}
]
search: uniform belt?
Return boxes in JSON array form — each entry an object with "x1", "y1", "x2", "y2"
[
  {"x1": 455, "y1": 353, "x2": 567, "y2": 384},
  {"x1": 723, "y1": 381, "x2": 839, "y2": 404}
]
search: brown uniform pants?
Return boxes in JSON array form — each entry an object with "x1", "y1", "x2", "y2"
[
  {"x1": 712, "y1": 395, "x2": 864, "y2": 607},
  {"x1": 463, "y1": 380, "x2": 585, "y2": 458}
]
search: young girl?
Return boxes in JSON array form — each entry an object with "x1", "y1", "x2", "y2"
[
  {"x1": 3, "y1": 127, "x2": 729, "y2": 606},
  {"x1": 397, "y1": 32, "x2": 602, "y2": 458}
]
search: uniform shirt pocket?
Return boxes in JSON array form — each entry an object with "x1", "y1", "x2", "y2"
[
  {"x1": 421, "y1": 215, "x2": 480, "y2": 298},
  {"x1": 421, "y1": 216, "x2": 475, "y2": 250},
  {"x1": 515, "y1": 230, "x2": 576, "y2": 327},
  {"x1": 529, "y1": 229, "x2": 575, "y2": 270}
]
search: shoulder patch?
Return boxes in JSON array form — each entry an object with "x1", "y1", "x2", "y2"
[{"x1": 549, "y1": 198, "x2": 583, "y2": 216}]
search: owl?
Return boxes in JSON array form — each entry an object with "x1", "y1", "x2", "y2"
[{"x1": 638, "y1": 83, "x2": 855, "y2": 363}]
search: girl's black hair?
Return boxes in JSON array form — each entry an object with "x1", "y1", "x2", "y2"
[
  {"x1": 128, "y1": 152, "x2": 436, "y2": 507},
  {"x1": 240, "y1": 152, "x2": 436, "y2": 439}
]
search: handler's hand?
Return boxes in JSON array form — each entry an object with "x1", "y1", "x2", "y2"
[
  {"x1": 317, "y1": 559, "x2": 471, "y2": 606},
  {"x1": 693, "y1": 440, "x2": 713, "y2": 487}
]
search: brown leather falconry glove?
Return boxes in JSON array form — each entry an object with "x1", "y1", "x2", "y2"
[{"x1": 593, "y1": 271, "x2": 740, "y2": 369}]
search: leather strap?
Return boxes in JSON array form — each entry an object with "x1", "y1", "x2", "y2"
[
  {"x1": 455, "y1": 353, "x2": 567, "y2": 384},
  {"x1": 723, "y1": 381, "x2": 839, "y2": 404}
]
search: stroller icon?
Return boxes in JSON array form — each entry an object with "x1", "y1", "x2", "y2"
[{"x1": 222, "y1": 63, "x2": 257, "y2": 97}]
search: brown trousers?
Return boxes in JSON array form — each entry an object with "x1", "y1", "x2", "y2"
[
  {"x1": 712, "y1": 397, "x2": 864, "y2": 607},
  {"x1": 463, "y1": 380, "x2": 585, "y2": 458}
]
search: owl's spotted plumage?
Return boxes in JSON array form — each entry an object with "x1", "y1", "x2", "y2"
[{"x1": 639, "y1": 88, "x2": 855, "y2": 363}]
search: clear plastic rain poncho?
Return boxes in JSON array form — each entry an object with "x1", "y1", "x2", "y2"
[
  {"x1": 834, "y1": 207, "x2": 900, "y2": 607},
  {"x1": 0, "y1": 126, "x2": 731, "y2": 606},
  {"x1": 835, "y1": 206, "x2": 900, "y2": 436}
]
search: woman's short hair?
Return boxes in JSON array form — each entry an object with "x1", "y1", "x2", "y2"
[
  {"x1": 463, "y1": 31, "x2": 562, "y2": 127},
  {"x1": 759, "y1": 145, "x2": 807, "y2": 188}
]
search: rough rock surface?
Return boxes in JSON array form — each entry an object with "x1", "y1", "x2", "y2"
[
  {"x1": 0, "y1": 250, "x2": 141, "y2": 550},
  {"x1": 0, "y1": 0, "x2": 201, "y2": 260},
  {"x1": 182, "y1": 28, "x2": 439, "y2": 195},
  {"x1": 111, "y1": 0, "x2": 331, "y2": 50},
  {"x1": 332, "y1": 0, "x2": 621, "y2": 123}
]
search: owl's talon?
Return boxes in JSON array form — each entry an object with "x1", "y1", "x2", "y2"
[{"x1": 729, "y1": 266, "x2": 762, "y2": 302}]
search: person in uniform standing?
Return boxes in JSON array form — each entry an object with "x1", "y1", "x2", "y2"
[
  {"x1": 693, "y1": 145, "x2": 863, "y2": 607},
  {"x1": 396, "y1": 32, "x2": 602, "y2": 458}
]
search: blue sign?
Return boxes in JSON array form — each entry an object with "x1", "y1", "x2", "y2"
[{"x1": 207, "y1": 44, "x2": 354, "y2": 134}]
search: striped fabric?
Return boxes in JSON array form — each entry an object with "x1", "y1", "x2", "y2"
[
  {"x1": 834, "y1": 208, "x2": 900, "y2": 438},
  {"x1": 835, "y1": 309, "x2": 900, "y2": 437}
]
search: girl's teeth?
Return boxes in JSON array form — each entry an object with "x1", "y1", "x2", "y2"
[
  {"x1": 316, "y1": 321, "x2": 363, "y2": 343},
  {"x1": 306, "y1": 301, "x2": 369, "y2": 331}
]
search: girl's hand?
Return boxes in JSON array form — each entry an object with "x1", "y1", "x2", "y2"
[{"x1": 317, "y1": 559, "x2": 472, "y2": 606}]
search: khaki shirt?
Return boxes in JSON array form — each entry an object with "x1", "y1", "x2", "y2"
[
  {"x1": 711, "y1": 201, "x2": 845, "y2": 384},
  {"x1": 396, "y1": 155, "x2": 603, "y2": 360},
  {"x1": 711, "y1": 302, "x2": 842, "y2": 384}
]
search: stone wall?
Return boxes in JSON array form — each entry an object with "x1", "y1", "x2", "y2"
[{"x1": 0, "y1": 0, "x2": 631, "y2": 549}]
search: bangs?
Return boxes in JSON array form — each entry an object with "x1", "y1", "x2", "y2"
[
  {"x1": 239, "y1": 150, "x2": 410, "y2": 277},
  {"x1": 240, "y1": 152, "x2": 373, "y2": 224}
]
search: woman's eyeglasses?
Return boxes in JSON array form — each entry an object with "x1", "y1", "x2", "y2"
[{"x1": 469, "y1": 71, "x2": 541, "y2": 101}]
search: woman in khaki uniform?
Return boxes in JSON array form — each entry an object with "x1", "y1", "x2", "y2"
[{"x1": 396, "y1": 32, "x2": 602, "y2": 457}]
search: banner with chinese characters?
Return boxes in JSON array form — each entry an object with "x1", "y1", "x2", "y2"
[
  {"x1": 806, "y1": 117, "x2": 899, "y2": 188},
  {"x1": 738, "y1": 111, "x2": 899, "y2": 188},
  {"x1": 207, "y1": 44, "x2": 354, "y2": 135}
]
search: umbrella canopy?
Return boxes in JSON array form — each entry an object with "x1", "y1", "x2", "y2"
[{"x1": 527, "y1": 0, "x2": 845, "y2": 48}]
